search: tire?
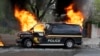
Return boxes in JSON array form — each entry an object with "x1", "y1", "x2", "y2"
[
  {"x1": 22, "y1": 39, "x2": 33, "y2": 48},
  {"x1": 65, "y1": 39, "x2": 74, "y2": 48}
]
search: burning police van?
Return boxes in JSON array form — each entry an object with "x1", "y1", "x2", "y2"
[{"x1": 16, "y1": 23, "x2": 83, "y2": 48}]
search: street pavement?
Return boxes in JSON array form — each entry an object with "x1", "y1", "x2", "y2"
[
  {"x1": 82, "y1": 38, "x2": 100, "y2": 48},
  {"x1": 74, "y1": 48, "x2": 100, "y2": 56},
  {"x1": 0, "y1": 46, "x2": 100, "y2": 56},
  {"x1": 0, "y1": 47, "x2": 78, "y2": 56}
]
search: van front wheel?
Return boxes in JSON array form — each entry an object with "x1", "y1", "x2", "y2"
[{"x1": 22, "y1": 39, "x2": 33, "y2": 48}]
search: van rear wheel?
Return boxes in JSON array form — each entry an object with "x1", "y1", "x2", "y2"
[{"x1": 65, "y1": 39, "x2": 74, "y2": 48}]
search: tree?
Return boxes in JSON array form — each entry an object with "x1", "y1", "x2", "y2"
[
  {"x1": 90, "y1": 0, "x2": 100, "y2": 23},
  {"x1": 28, "y1": 0, "x2": 56, "y2": 21}
]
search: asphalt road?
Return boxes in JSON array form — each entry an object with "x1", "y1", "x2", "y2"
[
  {"x1": 0, "y1": 46, "x2": 80, "y2": 56},
  {"x1": 0, "y1": 46, "x2": 100, "y2": 56}
]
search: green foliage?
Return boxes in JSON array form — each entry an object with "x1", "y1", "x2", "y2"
[
  {"x1": 94, "y1": 0, "x2": 100, "y2": 11},
  {"x1": 91, "y1": 0, "x2": 100, "y2": 23},
  {"x1": 0, "y1": 26, "x2": 16, "y2": 34},
  {"x1": 0, "y1": 0, "x2": 18, "y2": 34},
  {"x1": 98, "y1": 22, "x2": 100, "y2": 28}
]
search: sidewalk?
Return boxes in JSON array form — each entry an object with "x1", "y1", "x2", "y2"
[{"x1": 82, "y1": 37, "x2": 100, "y2": 48}]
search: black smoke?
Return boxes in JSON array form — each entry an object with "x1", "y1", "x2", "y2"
[
  {"x1": 55, "y1": 0, "x2": 94, "y2": 22},
  {"x1": 10, "y1": 0, "x2": 28, "y2": 10},
  {"x1": 55, "y1": 0, "x2": 87, "y2": 14},
  {"x1": 55, "y1": 0, "x2": 74, "y2": 16}
]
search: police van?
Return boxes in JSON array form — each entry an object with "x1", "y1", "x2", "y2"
[{"x1": 16, "y1": 23, "x2": 82, "y2": 48}]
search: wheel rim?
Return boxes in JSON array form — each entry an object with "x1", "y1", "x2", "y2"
[
  {"x1": 66, "y1": 41, "x2": 73, "y2": 48},
  {"x1": 25, "y1": 40, "x2": 32, "y2": 47}
]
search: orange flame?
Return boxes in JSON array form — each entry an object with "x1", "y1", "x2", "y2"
[
  {"x1": 34, "y1": 23, "x2": 45, "y2": 32},
  {"x1": 64, "y1": 4, "x2": 84, "y2": 27},
  {"x1": 0, "y1": 42, "x2": 4, "y2": 46},
  {"x1": 0, "y1": 36, "x2": 4, "y2": 46},
  {"x1": 14, "y1": 5, "x2": 38, "y2": 31}
]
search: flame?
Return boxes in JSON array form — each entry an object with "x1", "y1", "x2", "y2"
[
  {"x1": 0, "y1": 36, "x2": 4, "y2": 46},
  {"x1": 0, "y1": 41, "x2": 4, "y2": 46},
  {"x1": 34, "y1": 23, "x2": 45, "y2": 32},
  {"x1": 14, "y1": 5, "x2": 38, "y2": 31},
  {"x1": 64, "y1": 4, "x2": 84, "y2": 27}
]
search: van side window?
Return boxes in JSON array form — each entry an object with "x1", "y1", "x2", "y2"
[
  {"x1": 52, "y1": 25, "x2": 67, "y2": 34},
  {"x1": 51, "y1": 24, "x2": 81, "y2": 35}
]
